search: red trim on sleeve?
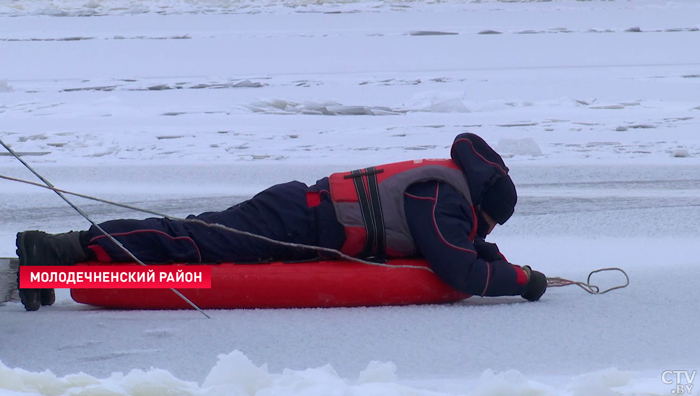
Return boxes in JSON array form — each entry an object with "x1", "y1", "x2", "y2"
[
  {"x1": 468, "y1": 205, "x2": 478, "y2": 242},
  {"x1": 514, "y1": 265, "x2": 528, "y2": 285},
  {"x1": 404, "y1": 192, "x2": 436, "y2": 201},
  {"x1": 431, "y1": 184, "x2": 477, "y2": 255},
  {"x1": 481, "y1": 261, "x2": 492, "y2": 296}
]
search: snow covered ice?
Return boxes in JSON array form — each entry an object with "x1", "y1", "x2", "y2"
[{"x1": 1, "y1": 0, "x2": 700, "y2": 395}]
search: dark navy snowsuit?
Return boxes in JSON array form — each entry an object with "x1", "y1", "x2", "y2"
[{"x1": 87, "y1": 133, "x2": 527, "y2": 297}]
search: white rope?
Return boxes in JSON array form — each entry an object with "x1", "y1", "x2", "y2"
[
  {"x1": 547, "y1": 267, "x2": 630, "y2": 294},
  {"x1": 0, "y1": 173, "x2": 631, "y2": 297},
  {"x1": 0, "y1": 174, "x2": 430, "y2": 271},
  {"x1": 0, "y1": 142, "x2": 212, "y2": 317}
]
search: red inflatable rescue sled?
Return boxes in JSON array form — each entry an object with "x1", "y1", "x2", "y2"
[{"x1": 70, "y1": 259, "x2": 470, "y2": 309}]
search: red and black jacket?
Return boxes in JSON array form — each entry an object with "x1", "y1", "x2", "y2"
[{"x1": 310, "y1": 133, "x2": 528, "y2": 297}]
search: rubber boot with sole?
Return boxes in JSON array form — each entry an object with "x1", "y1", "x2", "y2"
[{"x1": 16, "y1": 230, "x2": 89, "y2": 311}]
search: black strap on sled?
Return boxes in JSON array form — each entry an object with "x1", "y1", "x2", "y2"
[{"x1": 345, "y1": 167, "x2": 386, "y2": 259}]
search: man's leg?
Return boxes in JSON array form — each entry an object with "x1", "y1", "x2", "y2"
[
  {"x1": 87, "y1": 181, "x2": 316, "y2": 264},
  {"x1": 15, "y1": 181, "x2": 315, "y2": 311}
]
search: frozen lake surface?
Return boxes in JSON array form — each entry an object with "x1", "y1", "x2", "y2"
[{"x1": 1, "y1": 0, "x2": 700, "y2": 395}]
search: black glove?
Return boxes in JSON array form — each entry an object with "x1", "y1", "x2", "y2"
[
  {"x1": 521, "y1": 265, "x2": 547, "y2": 302},
  {"x1": 473, "y1": 238, "x2": 503, "y2": 262}
]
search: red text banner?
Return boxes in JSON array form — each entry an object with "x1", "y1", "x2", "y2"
[{"x1": 19, "y1": 266, "x2": 211, "y2": 289}]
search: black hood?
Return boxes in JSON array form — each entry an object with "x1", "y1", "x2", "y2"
[{"x1": 450, "y1": 133, "x2": 517, "y2": 224}]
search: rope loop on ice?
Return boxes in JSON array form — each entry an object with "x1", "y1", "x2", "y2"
[{"x1": 547, "y1": 267, "x2": 630, "y2": 294}]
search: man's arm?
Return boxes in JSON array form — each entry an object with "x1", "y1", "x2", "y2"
[{"x1": 404, "y1": 181, "x2": 528, "y2": 297}]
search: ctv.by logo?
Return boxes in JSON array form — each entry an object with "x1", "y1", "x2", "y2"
[{"x1": 662, "y1": 370, "x2": 696, "y2": 394}]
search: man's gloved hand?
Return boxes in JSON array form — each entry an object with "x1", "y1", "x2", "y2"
[{"x1": 521, "y1": 265, "x2": 547, "y2": 302}]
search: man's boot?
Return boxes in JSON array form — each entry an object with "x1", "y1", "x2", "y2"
[
  {"x1": 16, "y1": 230, "x2": 90, "y2": 311},
  {"x1": 40, "y1": 289, "x2": 56, "y2": 307}
]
